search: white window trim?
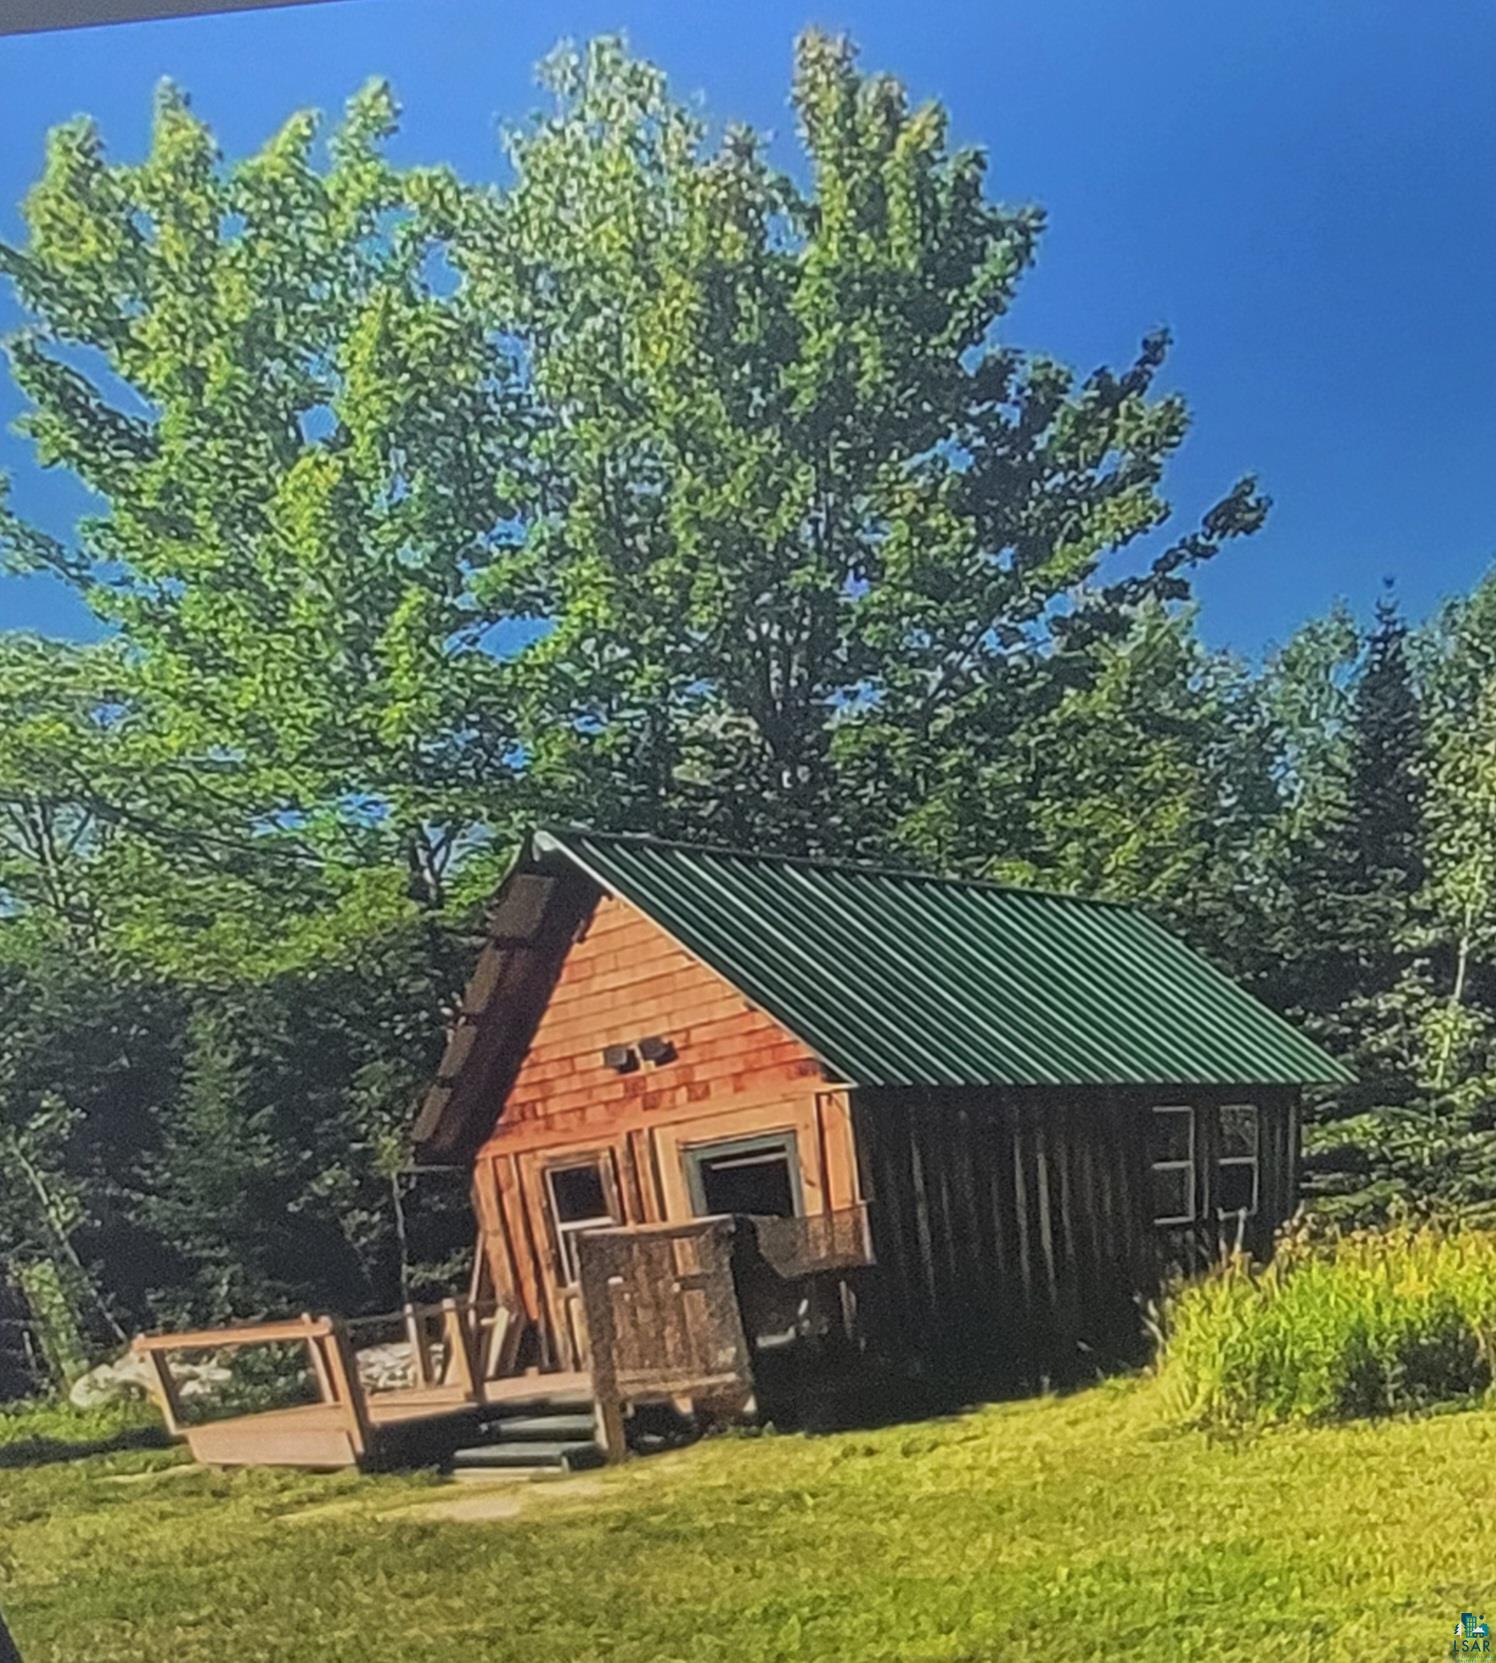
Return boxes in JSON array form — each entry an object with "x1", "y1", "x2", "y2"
[
  {"x1": 1150, "y1": 1104, "x2": 1196, "y2": 1226},
  {"x1": 545, "y1": 1159, "x2": 619, "y2": 1286},
  {"x1": 1216, "y1": 1103, "x2": 1261, "y2": 1219}
]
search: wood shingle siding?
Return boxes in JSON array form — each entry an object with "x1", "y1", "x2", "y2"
[{"x1": 483, "y1": 897, "x2": 826, "y2": 1150}]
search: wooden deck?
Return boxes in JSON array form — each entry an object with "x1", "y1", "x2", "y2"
[
  {"x1": 133, "y1": 1301, "x2": 597, "y2": 1471},
  {"x1": 181, "y1": 1374, "x2": 594, "y2": 1470}
]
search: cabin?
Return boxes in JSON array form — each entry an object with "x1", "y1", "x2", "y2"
[{"x1": 413, "y1": 826, "x2": 1348, "y2": 1432}]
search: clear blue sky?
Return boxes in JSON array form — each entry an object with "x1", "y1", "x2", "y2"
[{"x1": 2, "y1": 0, "x2": 1494, "y2": 653}]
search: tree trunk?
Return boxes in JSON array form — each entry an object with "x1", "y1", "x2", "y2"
[{"x1": 1436, "y1": 881, "x2": 1482, "y2": 1089}]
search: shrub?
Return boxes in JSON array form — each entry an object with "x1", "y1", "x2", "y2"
[{"x1": 1156, "y1": 1218, "x2": 1496, "y2": 1429}]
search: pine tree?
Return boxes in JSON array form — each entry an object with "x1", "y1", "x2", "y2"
[
  {"x1": 1289, "y1": 596, "x2": 1436, "y2": 1213},
  {"x1": 1265, "y1": 595, "x2": 1424, "y2": 1077},
  {"x1": 1338, "y1": 594, "x2": 1426, "y2": 1094}
]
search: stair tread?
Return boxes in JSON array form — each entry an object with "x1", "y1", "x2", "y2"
[
  {"x1": 453, "y1": 1439, "x2": 599, "y2": 1464},
  {"x1": 486, "y1": 1396, "x2": 594, "y2": 1418},
  {"x1": 485, "y1": 1414, "x2": 595, "y2": 1439}
]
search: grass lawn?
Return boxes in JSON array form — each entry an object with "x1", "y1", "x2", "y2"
[{"x1": 1, "y1": 1380, "x2": 1492, "y2": 1662}]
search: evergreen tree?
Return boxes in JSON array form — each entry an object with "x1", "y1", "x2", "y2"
[
  {"x1": 1337, "y1": 595, "x2": 1427, "y2": 1096},
  {"x1": 1261, "y1": 596, "x2": 1424, "y2": 1078}
]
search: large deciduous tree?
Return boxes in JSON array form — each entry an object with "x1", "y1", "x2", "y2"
[
  {"x1": 465, "y1": 33, "x2": 1267, "y2": 853},
  {"x1": 0, "y1": 80, "x2": 527, "y2": 966}
]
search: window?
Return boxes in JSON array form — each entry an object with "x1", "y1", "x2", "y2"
[
  {"x1": 1150, "y1": 1106, "x2": 1195, "y2": 1225},
  {"x1": 545, "y1": 1159, "x2": 618, "y2": 1285},
  {"x1": 1216, "y1": 1104, "x2": 1260, "y2": 1218},
  {"x1": 685, "y1": 1133, "x2": 803, "y2": 1220}
]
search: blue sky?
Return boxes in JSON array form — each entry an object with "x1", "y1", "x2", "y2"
[{"x1": 2, "y1": 0, "x2": 1494, "y2": 654}]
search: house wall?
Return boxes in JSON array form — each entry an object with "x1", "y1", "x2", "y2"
[
  {"x1": 853, "y1": 1085, "x2": 1298, "y2": 1386},
  {"x1": 469, "y1": 894, "x2": 861, "y2": 1367}
]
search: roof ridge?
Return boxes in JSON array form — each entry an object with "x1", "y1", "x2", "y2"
[{"x1": 532, "y1": 823, "x2": 1140, "y2": 910}]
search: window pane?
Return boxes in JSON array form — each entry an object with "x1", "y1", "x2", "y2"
[
  {"x1": 550, "y1": 1163, "x2": 608, "y2": 1223},
  {"x1": 1152, "y1": 1164, "x2": 1192, "y2": 1224},
  {"x1": 699, "y1": 1148, "x2": 797, "y2": 1218},
  {"x1": 1217, "y1": 1160, "x2": 1257, "y2": 1216},
  {"x1": 1220, "y1": 1105, "x2": 1259, "y2": 1160},
  {"x1": 1150, "y1": 1107, "x2": 1192, "y2": 1164}
]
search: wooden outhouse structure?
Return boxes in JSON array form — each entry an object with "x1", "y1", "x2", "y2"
[{"x1": 414, "y1": 827, "x2": 1347, "y2": 1411}]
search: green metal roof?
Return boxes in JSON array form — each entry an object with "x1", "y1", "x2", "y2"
[{"x1": 531, "y1": 828, "x2": 1351, "y2": 1090}]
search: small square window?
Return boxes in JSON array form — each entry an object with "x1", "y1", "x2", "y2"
[
  {"x1": 685, "y1": 1134, "x2": 802, "y2": 1220},
  {"x1": 1151, "y1": 1164, "x2": 1193, "y2": 1226},
  {"x1": 1216, "y1": 1160, "x2": 1257, "y2": 1217},
  {"x1": 546, "y1": 1159, "x2": 618, "y2": 1285},
  {"x1": 1150, "y1": 1105, "x2": 1195, "y2": 1226},
  {"x1": 1220, "y1": 1105, "x2": 1259, "y2": 1161},
  {"x1": 1216, "y1": 1104, "x2": 1259, "y2": 1219}
]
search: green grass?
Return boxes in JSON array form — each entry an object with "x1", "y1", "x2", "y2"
[
  {"x1": 0, "y1": 1397, "x2": 166, "y2": 1467},
  {"x1": 1158, "y1": 1220, "x2": 1496, "y2": 1430},
  {"x1": 1, "y1": 1380, "x2": 1493, "y2": 1662}
]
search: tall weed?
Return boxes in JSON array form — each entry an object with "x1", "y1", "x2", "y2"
[{"x1": 1157, "y1": 1217, "x2": 1496, "y2": 1428}]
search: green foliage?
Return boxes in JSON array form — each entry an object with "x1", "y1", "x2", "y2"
[
  {"x1": 12, "y1": 1262, "x2": 88, "y2": 1388},
  {"x1": 0, "y1": 1396, "x2": 163, "y2": 1466},
  {"x1": 1158, "y1": 1219, "x2": 1496, "y2": 1429},
  {"x1": 0, "y1": 79, "x2": 526, "y2": 961},
  {"x1": 1417, "y1": 579, "x2": 1496, "y2": 1094},
  {"x1": 5, "y1": 29, "x2": 1496, "y2": 1339},
  {"x1": 0, "y1": 33, "x2": 1284, "y2": 1337},
  {"x1": 134, "y1": 939, "x2": 459, "y2": 1324},
  {"x1": 1257, "y1": 598, "x2": 1425, "y2": 1058},
  {"x1": 469, "y1": 34, "x2": 1265, "y2": 850}
]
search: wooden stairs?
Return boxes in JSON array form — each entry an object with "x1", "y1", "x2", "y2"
[{"x1": 448, "y1": 1382, "x2": 605, "y2": 1479}]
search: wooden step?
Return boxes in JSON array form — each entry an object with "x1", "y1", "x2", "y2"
[
  {"x1": 485, "y1": 1389, "x2": 594, "y2": 1418},
  {"x1": 486, "y1": 1413, "x2": 596, "y2": 1441},
  {"x1": 450, "y1": 1439, "x2": 604, "y2": 1472}
]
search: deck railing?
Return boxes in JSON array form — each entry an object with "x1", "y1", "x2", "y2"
[{"x1": 132, "y1": 1296, "x2": 518, "y2": 1460}]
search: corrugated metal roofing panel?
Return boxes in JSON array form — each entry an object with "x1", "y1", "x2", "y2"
[{"x1": 533, "y1": 826, "x2": 1351, "y2": 1089}]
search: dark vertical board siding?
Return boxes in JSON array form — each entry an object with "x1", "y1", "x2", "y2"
[{"x1": 852, "y1": 1085, "x2": 1300, "y2": 1387}]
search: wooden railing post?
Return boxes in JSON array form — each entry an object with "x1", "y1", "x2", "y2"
[
  {"x1": 320, "y1": 1317, "x2": 373, "y2": 1462},
  {"x1": 133, "y1": 1338, "x2": 186, "y2": 1437},
  {"x1": 440, "y1": 1298, "x2": 480, "y2": 1403},
  {"x1": 403, "y1": 1303, "x2": 433, "y2": 1388},
  {"x1": 483, "y1": 1304, "x2": 515, "y2": 1381},
  {"x1": 302, "y1": 1312, "x2": 334, "y2": 1404}
]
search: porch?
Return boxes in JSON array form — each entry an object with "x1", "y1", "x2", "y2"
[
  {"x1": 132, "y1": 1299, "x2": 593, "y2": 1471},
  {"x1": 132, "y1": 1205, "x2": 874, "y2": 1471}
]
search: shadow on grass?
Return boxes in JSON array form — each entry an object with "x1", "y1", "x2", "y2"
[
  {"x1": 0, "y1": 1423, "x2": 172, "y2": 1470},
  {"x1": 761, "y1": 1352, "x2": 1149, "y2": 1437}
]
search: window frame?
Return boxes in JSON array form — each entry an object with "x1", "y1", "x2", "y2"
[
  {"x1": 1149, "y1": 1104, "x2": 1196, "y2": 1227},
  {"x1": 1215, "y1": 1103, "x2": 1261, "y2": 1220},
  {"x1": 543, "y1": 1152, "x2": 621, "y2": 1287},
  {"x1": 682, "y1": 1130, "x2": 805, "y2": 1221}
]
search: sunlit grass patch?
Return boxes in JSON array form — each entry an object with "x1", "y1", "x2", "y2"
[{"x1": 1, "y1": 1376, "x2": 1494, "y2": 1662}]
